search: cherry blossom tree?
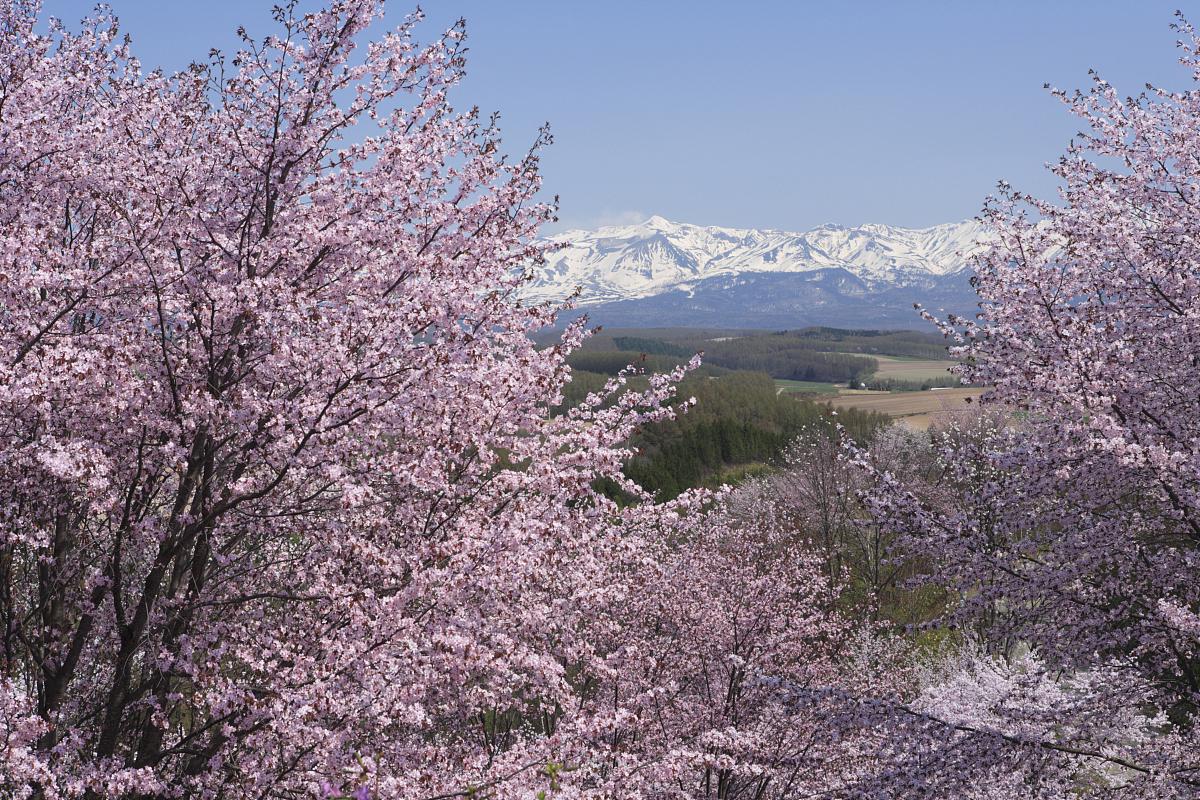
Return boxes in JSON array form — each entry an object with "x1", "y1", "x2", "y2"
[
  {"x1": 0, "y1": 1, "x2": 695, "y2": 796},
  {"x1": 24, "y1": 0, "x2": 1200, "y2": 797},
  {"x1": 579, "y1": 488, "x2": 912, "y2": 800},
  {"x1": 768, "y1": 425, "x2": 940, "y2": 623},
  {"x1": 852, "y1": 13, "x2": 1200, "y2": 797}
]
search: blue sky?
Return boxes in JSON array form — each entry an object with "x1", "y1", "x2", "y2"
[{"x1": 43, "y1": 1, "x2": 1193, "y2": 231}]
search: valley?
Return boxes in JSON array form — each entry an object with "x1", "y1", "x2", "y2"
[{"x1": 556, "y1": 325, "x2": 978, "y2": 496}]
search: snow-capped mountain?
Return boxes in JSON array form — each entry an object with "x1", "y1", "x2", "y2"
[{"x1": 528, "y1": 216, "x2": 988, "y2": 305}]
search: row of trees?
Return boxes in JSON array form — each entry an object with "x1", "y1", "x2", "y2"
[
  {"x1": 679, "y1": 327, "x2": 953, "y2": 361},
  {"x1": 566, "y1": 346, "x2": 874, "y2": 384},
  {"x1": 563, "y1": 349, "x2": 711, "y2": 377},
  {"x1": 699, "y1": 346, "x2": 875, "y2": 383},
  {"x1": 855, "y1": 375, "x2": 960, "y2": 392},
  {"x1": 570, "y1": 329, "x2": 960, "y2": 387},
  {"x1": 1, "y1": 1, "x2": 1199, "y2": 798}
]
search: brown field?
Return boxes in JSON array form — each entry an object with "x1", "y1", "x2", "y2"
[
  {"x1": 868, "y1": 355, "x2": 958, "y2": 382},
  {"x1": 827, "y1": 387, "x2": 984, "y2": 429},
  {"x1": 892, "y1": 413, "x2": 942, "y2": 431}
]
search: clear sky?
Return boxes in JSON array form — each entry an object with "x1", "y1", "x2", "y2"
[{"x1": 42, "y1": 1, "x2": 1194, "y2": 232}]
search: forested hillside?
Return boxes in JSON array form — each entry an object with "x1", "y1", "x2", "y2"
[{"x1": 622, "y1": 372, "x2": 885, "y2": 498}]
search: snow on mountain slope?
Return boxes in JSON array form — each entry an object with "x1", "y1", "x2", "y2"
[{"x1": 527, "y1": 216, "x2": 988, "y2": 305}]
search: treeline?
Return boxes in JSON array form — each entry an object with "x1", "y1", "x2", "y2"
[
  {"x1": 568, "y1": 342, "x2": 878, "y2": 384},
  {"x1": 611, "y1": 335, "x2": 693, "y2": 357},
  {"x1": 685, "y1": 327, "x2": 951, "y2": 360},
  {"x1": 560, "y1": 327, "x2": 958, "y2": 383},
  {"x1": 564, "y1": 350, "x2": 730, "y2": 378},
  {"x1": 861, "y1": 375, "x2": 961, "y2": 392},
  {"x1": 558, "y1": 326, "x2": 950, "y2": 358},
  {"x1": 701, "y1": 345, "x2": 876, "y2": 382},
  {"x1": 755, "y1": 327, "x2": 951, "y2": 358},
  {"x1": 565, "y1": 350, "x2": 689, "y2": 376}
]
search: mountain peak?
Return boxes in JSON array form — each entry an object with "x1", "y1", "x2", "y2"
[{"x1": 532, "y1": 217, "x2": 987, "y2": 307}]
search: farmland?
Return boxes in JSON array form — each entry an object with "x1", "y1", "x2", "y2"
[
  {"x1": 558, "y1": 326, "x2": 985, "y2": 476},
  {"x1": 869, "y1": 354, "x2": 959, "y2": 382},
  {"x1": 825, "y1": 386, "x2": 984, "y2": 429}
]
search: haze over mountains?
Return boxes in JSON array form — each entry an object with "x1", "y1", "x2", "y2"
[{"x1": 529, "y1": 216, "x2": 988, "y2": 329}]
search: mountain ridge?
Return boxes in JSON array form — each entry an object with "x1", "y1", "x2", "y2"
[
  {"x1": 526, "y1": 216, "x2": 988, "y2": 330},
  {"x1": 527, "y1": 216, "x2": 989, "y2": 306}
]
